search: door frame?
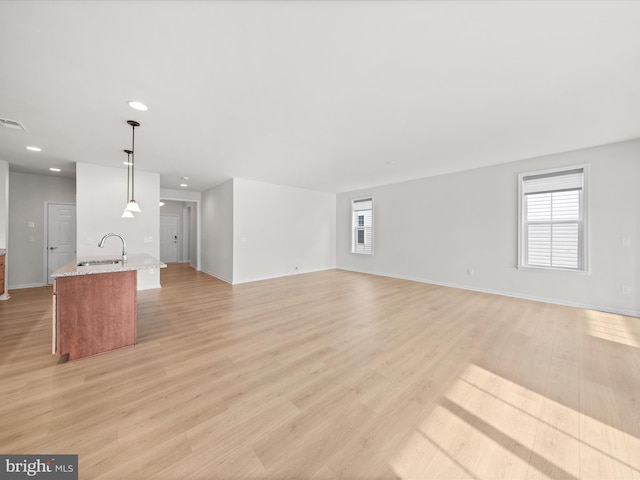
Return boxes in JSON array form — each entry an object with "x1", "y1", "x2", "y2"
[
  {"x1": 182, "y1": 204, "x2": 191, "y2": 264},
  {"x1": 159, "y1": 196, "x2": 201, "y2": 270},
  {"x1": 43, "y1": 201, "x2": 76, "y2": 285}
]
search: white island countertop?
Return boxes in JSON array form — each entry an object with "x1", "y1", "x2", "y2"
[{"x1": 52, "y1": 253, "x2": 166, "y2": 278}]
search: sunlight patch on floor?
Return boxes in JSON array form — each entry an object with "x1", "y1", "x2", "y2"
[
  {"x1": 585, "y1": 310, "x2": 639, "y2": 348},
  {"x1": 391, "y1": 363, "x2": 640, "y2": 479}
]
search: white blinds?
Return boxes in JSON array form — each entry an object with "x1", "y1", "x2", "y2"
[
  {"x1": 522, "y1": 168, "x2": 583, "y2": 195},
  {"x1": 353, "y1": 199, "x2": 373, "y2": 211},
  {"x1": 522, "y1": 168, "x2": 584, "y2": 270}
]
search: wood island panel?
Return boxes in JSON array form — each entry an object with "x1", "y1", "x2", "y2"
[
  {"x1": 0, "y1": 254, "x2": 5, "y2": 296},
  {"x1": 55, "y1": 270, "x2": 137, "y2": 360}
]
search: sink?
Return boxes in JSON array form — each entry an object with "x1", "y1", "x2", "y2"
[{"x1": 77, "y1": 259, "x2": 121, "y2": 266}]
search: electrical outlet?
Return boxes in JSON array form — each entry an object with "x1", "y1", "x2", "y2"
[
  {"x1": 621, "y1": 237, "x2": 631, "y2": 247},
  {"x1": 621, "y1": 285, "x2": 631, "y2": 295},
  {"x1": 467, "y1": 268, "x2": 474, "y2": 276}
]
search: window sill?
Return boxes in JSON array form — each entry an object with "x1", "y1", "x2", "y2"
[{"x1": 517, "y1": 264, "x2": 590, "y2": 275}]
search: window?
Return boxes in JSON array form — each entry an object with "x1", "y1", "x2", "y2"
[
  {"x1": 352, "y1": 197, "x2": 373, "y2": 254},
  {"x1": 519, "y1": 166, "x2": 587, "y2": 271}
]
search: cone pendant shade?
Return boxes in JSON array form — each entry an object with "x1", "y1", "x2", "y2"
[{"x1": 125, "y1": 200, "x2": 142, "y2": 213}]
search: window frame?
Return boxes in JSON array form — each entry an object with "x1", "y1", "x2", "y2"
[
  {"x1": 351, "y1": 196, "x2": 374, "y2": 255},
  {"x1": 517, "y1": 164, "x2": 589, "y2": 272}
]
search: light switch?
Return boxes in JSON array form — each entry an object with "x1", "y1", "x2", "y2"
[
  {"x1": 622, "y1": 237, "x2": 631, "y2": 247},
  {"x1": 27, "y1": 221, "x2": 35, "y2": 228}
]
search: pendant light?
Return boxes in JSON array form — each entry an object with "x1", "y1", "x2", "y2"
[
  {"x1": 124, "y1": 120, "x2": 142, "y2": 213},
  {"x1": 121, "y1": 149, "x2": 134, "y2": 218}
]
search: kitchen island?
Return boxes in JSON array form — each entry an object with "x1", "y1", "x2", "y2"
[{"x1": 51, "y1": 254, "x2": 166, "y2": 360}]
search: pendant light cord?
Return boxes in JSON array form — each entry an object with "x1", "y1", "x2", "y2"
[
  {"x1": 131, "y1": 124, "x2": 136, "y2": 201},
  {"x1": 126, "y1": 151, "x2": 131, "y2": 202}
]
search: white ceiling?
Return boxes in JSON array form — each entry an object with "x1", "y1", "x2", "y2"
[{"x1": 1, "y1": 1, "x2": 639, "y2": 193}]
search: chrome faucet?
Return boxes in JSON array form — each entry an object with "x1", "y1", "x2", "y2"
[{"x1": 98, "y1": 233, "x2": 127, "y2": 263}]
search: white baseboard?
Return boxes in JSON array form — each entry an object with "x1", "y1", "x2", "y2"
[
  {"x1": 232, "y1": 267, "x2": 335, "y2": 285},
  {"x1": 200, "y1": 266, "x2": 336, "y2": 285},
  {"x1": 9, "y1": 282, "x2": 46, "y2": 290},
  {"x1": 201, "y1": 268, "x2": 232, "y2": 284},
  {"x1": 337, "y1": 267, "x2": 640, "y2": 318},
  {"x1": 137, "y1": 283, "x2": 162, "y2": 291}
]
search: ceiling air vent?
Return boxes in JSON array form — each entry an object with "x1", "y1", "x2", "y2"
[{"x1": 0, "y1": 118, "x2": 26, "y2": 131}]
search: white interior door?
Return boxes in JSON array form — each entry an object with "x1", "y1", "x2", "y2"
[
  {"x1": 47, "y1": 203, "x2": 76, "y2": 284},
  {"x1": 160, "y1": 215, "x2": 179, "y2": 263}
]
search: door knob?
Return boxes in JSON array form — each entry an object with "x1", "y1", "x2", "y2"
[{"x1": 49, "y1": 246, "x2": 58, "y2": 250}]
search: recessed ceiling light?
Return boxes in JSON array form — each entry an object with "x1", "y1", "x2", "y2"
[
  {"x1": 159, "y1": 201, "x2": 165, "y2": 207},
  {"x1": 181, "y1": 176, "x2": 190, "y2": 180},
  {"x1": 128, "y1": 101, "x2": 148, "y2": 111},
  {"x1": 26, "y1": 146, "x2": 41, "y2": 152},
  {"x1": 180, "y1": 183, "x2": 187, "y2": 187},
  {"x1": 49, "y1": 167, "x2": 61, "y2": 172}
]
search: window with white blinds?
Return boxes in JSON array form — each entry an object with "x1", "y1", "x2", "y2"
[
  {"x1": 519, "y1": 166, "x2": 587, "y2": 271},
  {"x1": 352, "y1": 197, "x2": 373, "y2": 255}
]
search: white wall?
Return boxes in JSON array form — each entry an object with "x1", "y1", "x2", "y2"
[
  {"x1": 337, "y1": 139, "x2": 640, "y2": 316},
  {"x1": 8, "y1": 172, "x2": 75, "y2": 289},
  {"x1": 0, "y1": 161, "x2": 8, "y2": 249},
  {"x1": 233, "y1": 178, "x2": 336, "y2": 284},
  {"x1": 76, "y1": 163, "x2": 161, "y2": 290},
  {"x1": 160, "y1": 188, "x2": 201, "y2": 203},
  {"x1": 189, "y1": 203, "x2": 197, "y2": 269},
  {"x1": 201, "y1": 179, "x2": 234, "y2": 283},
  {"x1": 0, "y1": 161, "x2": 8, "y2": 299},
  {"x1": 160, "y1": 200, "x2": 184, "y2": 217}
]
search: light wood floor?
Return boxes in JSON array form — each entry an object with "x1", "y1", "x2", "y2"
[{"x1": 1, "y1": 265, "x2": 639, "y2": 479}]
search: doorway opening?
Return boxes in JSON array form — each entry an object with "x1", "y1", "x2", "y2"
[{"x1": 159, "y1": 199, "x2": 199, "y2": 268}]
